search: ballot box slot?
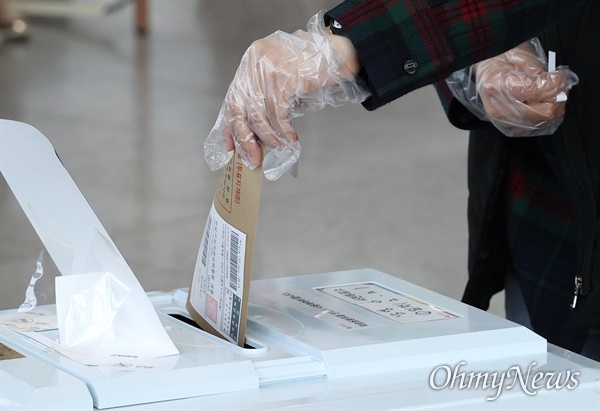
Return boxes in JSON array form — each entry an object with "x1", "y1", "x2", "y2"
[
  {"x1": 157, "y1": 307, "x2": 267, "y2": 355},
  {"x1": 169, "y1": 313, "x2": 257, "y2": 349}
]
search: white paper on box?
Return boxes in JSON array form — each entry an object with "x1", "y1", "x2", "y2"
[{"x1": 0, "y1": 120, "x2": 178, "y2": 365}]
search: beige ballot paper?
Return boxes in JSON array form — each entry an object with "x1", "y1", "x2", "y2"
[{"x1": 187, "y1": 153, "x2": 263, "y2": 347}]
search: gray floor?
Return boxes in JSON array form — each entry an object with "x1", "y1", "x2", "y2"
[{"x1": 0, "y1": 0, "x2": 504, "y2": 316}]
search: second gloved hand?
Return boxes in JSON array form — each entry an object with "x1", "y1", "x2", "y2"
[
  {"x1": 204, "y1": 10, "x2": 369, "y2": 181},
  {"x1": 446, "y1": 38, "x2": 579, "y2": 137}
]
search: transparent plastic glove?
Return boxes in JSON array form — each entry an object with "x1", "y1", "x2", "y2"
[
  {"x1": 204, "y1": 10, "x2": 370, "y2": 180},
  {"x1": 446, "y1": 38, "x2": 579, "y2": 137}
]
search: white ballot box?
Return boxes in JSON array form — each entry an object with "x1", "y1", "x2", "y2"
[
  {"x1": 1, "y1": 269, "x2": 599, "y2": 410},
  {"x1": 1, "y1": 121, "x2": 598, "y2": 409}
]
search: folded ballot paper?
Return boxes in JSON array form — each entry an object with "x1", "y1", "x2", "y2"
[
  {"x1": 0, "y1": 120, "x2": 178, "y2": 365},
  {"x1": 187, "y1": 152, "x2": 262, "y2": 347}
]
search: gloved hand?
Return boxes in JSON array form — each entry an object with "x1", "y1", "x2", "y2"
[
  {"x1": 446, "y1": 38, "x2": 579, "y2": 137},
  {"x1": 204, "y1": 10, "x2": 369, "y2": 181}
]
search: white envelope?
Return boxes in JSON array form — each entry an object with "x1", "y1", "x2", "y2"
[{"x1": 0, "y1": 120, "x2": 178, "y2": 365}]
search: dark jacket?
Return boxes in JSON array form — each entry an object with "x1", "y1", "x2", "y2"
[
  {"x1": 327, "y1": 0, "x2": 599, "y2": 329},
  {"x1": 445, "y1": 1, "x2": 600, "y2": 329}
]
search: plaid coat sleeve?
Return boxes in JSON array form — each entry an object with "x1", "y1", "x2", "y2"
[{"x1": 325, "y1": 0, "x2": 586, "y2": 110}]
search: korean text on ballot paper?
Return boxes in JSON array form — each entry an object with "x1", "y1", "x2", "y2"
[{"x1": 187, "y1": 153, "x2": 262, "y2": 347}]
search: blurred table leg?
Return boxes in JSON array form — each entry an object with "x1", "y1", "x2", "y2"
[{"x1": 135, "y1": 0, "x2": 148, "y2": 36}]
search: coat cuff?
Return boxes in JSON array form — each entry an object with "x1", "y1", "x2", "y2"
[{"x1": 325, "y1": 1, "x2": 451, "y2": 111}]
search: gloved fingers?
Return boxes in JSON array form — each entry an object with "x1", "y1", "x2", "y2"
[
  {"x1": 508, "y1": 56, "x2": 545, "y2": 76},
  {"x1": 232, "y1": 124, "x2": 262, "y2": 169},
  {"x1": 504, "y1": 70, "x2": 569, "y2": 103},
  {"x1": 242, "y1": 90, "x2": 299, "y2": 163},
  {"x1": 478, "y1": 69, "x2": 573, "y2": 107},
  {"x1": 520, "y1": 100, "x2": 567, "y2": 123},
  {"x1": 204, "y1": 103, "x2": 235, "y2": 171},
  {"x1": 486, "y1": 99, "x2": 567, "y2": 137},
  {"x1": 246, "y1": 103, "x2": 286, "y2": 149},
  {"x1": 262, "y1": 141, "x2": 301, "y2": 181},
  {"x1": 503, "y1": 44, "x2": 545, "y2": 76},
  {"x1": 446, "y1": 37, "x2": 579, "y2": 137},
  {"x1": 204, "y1": 10, "x2": 369, "y2": 176},
  {"x1": 477, "y1": 38, "x2": 547, "y2": 83},
  {"x1": 264, "y1": 88, "x2": 299, "y2": 144},
  {"x1": 222, "y1": 121, "x2": 235, "y2": 152},
  {"x1": 543, "y1": 68, "x2": 579, "y2": 102},
  {"x1": 261, "y1": 94, "x2": 301, "y2": 181},
  {"x1": 227, "y1": 98, "x2": 263, "y2": 168},
  {"x1": 228, "y1": 94, "x2": 300, "y2": 171},
  {"x1": 484, "y1": 91, "x2": 567, "y2": 121},
  {"x1": 507, "y1": 102, "x2": 566, "y2": 126},
  {"x1": 224, "y1": 32, "x2": 305, "y2": 169}
]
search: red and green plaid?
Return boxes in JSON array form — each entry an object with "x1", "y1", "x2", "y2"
[
  {"x1": 326, "y1": 0, "x2": 586, "y2": 110},
  {"x1": 505, "y1": 140, "x2": 589, "y2": 352}
]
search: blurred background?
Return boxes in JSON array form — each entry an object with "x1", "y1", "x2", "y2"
[{"x1": 0, "y1": 0, "x2": 504, "y2": 316}]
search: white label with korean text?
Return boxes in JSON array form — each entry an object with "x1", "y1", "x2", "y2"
[
  {"x1": 268, "y1": 289, "x2": 384, "y2": 330},
  {"x1": 190, "y1": 203, "x2": 245, "y2": 344},
  {"x1": 316, "y1": 282, "x2": 460, "y2": 324}
]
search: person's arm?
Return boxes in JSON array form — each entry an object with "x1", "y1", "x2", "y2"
[
  {"x1": 325, "y1": 0, "x2": 587, "y2": 111},
  {"x1": 206, "y1": 0, "x2": 587, "y2": 179},
  {"x1": 204, "y1": 11, "x2": 370, "y2": 179}
]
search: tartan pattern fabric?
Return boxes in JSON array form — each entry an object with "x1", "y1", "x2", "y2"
[
  {"x1": 430, "y1": 1, "x2": 597, "y2": 350},
  {"x1": 326, "y1": 0, "x2": 586, "y2": 110},
  {"x1": 505, "y1": 140, "x2": 589, "y2": 351}
]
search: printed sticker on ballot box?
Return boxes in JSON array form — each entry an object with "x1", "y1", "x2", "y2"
[{"x1": 316, "y1": 282, "x2": 461, "y2": 324}]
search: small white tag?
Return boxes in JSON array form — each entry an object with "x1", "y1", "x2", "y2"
[
  {"x1": 556, "y1": 91, "x2": 568, "y2": 102},
  {"x1": 548, "y1": 50, "x2": 557, "y2": 72},
  {"x1": 548, "y1": 50, "x2": 567, "y2": 102}
]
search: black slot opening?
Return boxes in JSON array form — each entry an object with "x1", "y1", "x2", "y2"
[{"x1": 168, "y1": 313, "x2": 256, "y2": 349}]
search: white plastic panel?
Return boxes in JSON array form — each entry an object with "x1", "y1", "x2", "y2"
[
  {"x1": 1, "y1": 117, "x2": 595, "y2": 410},
  {"x1": 1, "y1": 274, "x2": 598, "y2": 410},
  {"x1": 0, "y1": 339, "x2": 91, "y2": 410},
  {"x1": 0, "y1": 302, "x2": 263, "y2": 409},
  {"x1": 0, "y1": 289, "x2": 324, "y2": 409},
  {"x1": 248, "y1": 269, "x2": 547, "y2": 378},
  {"x1": 116, "y1": 345, "x2": 600, "y2": 410}
]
